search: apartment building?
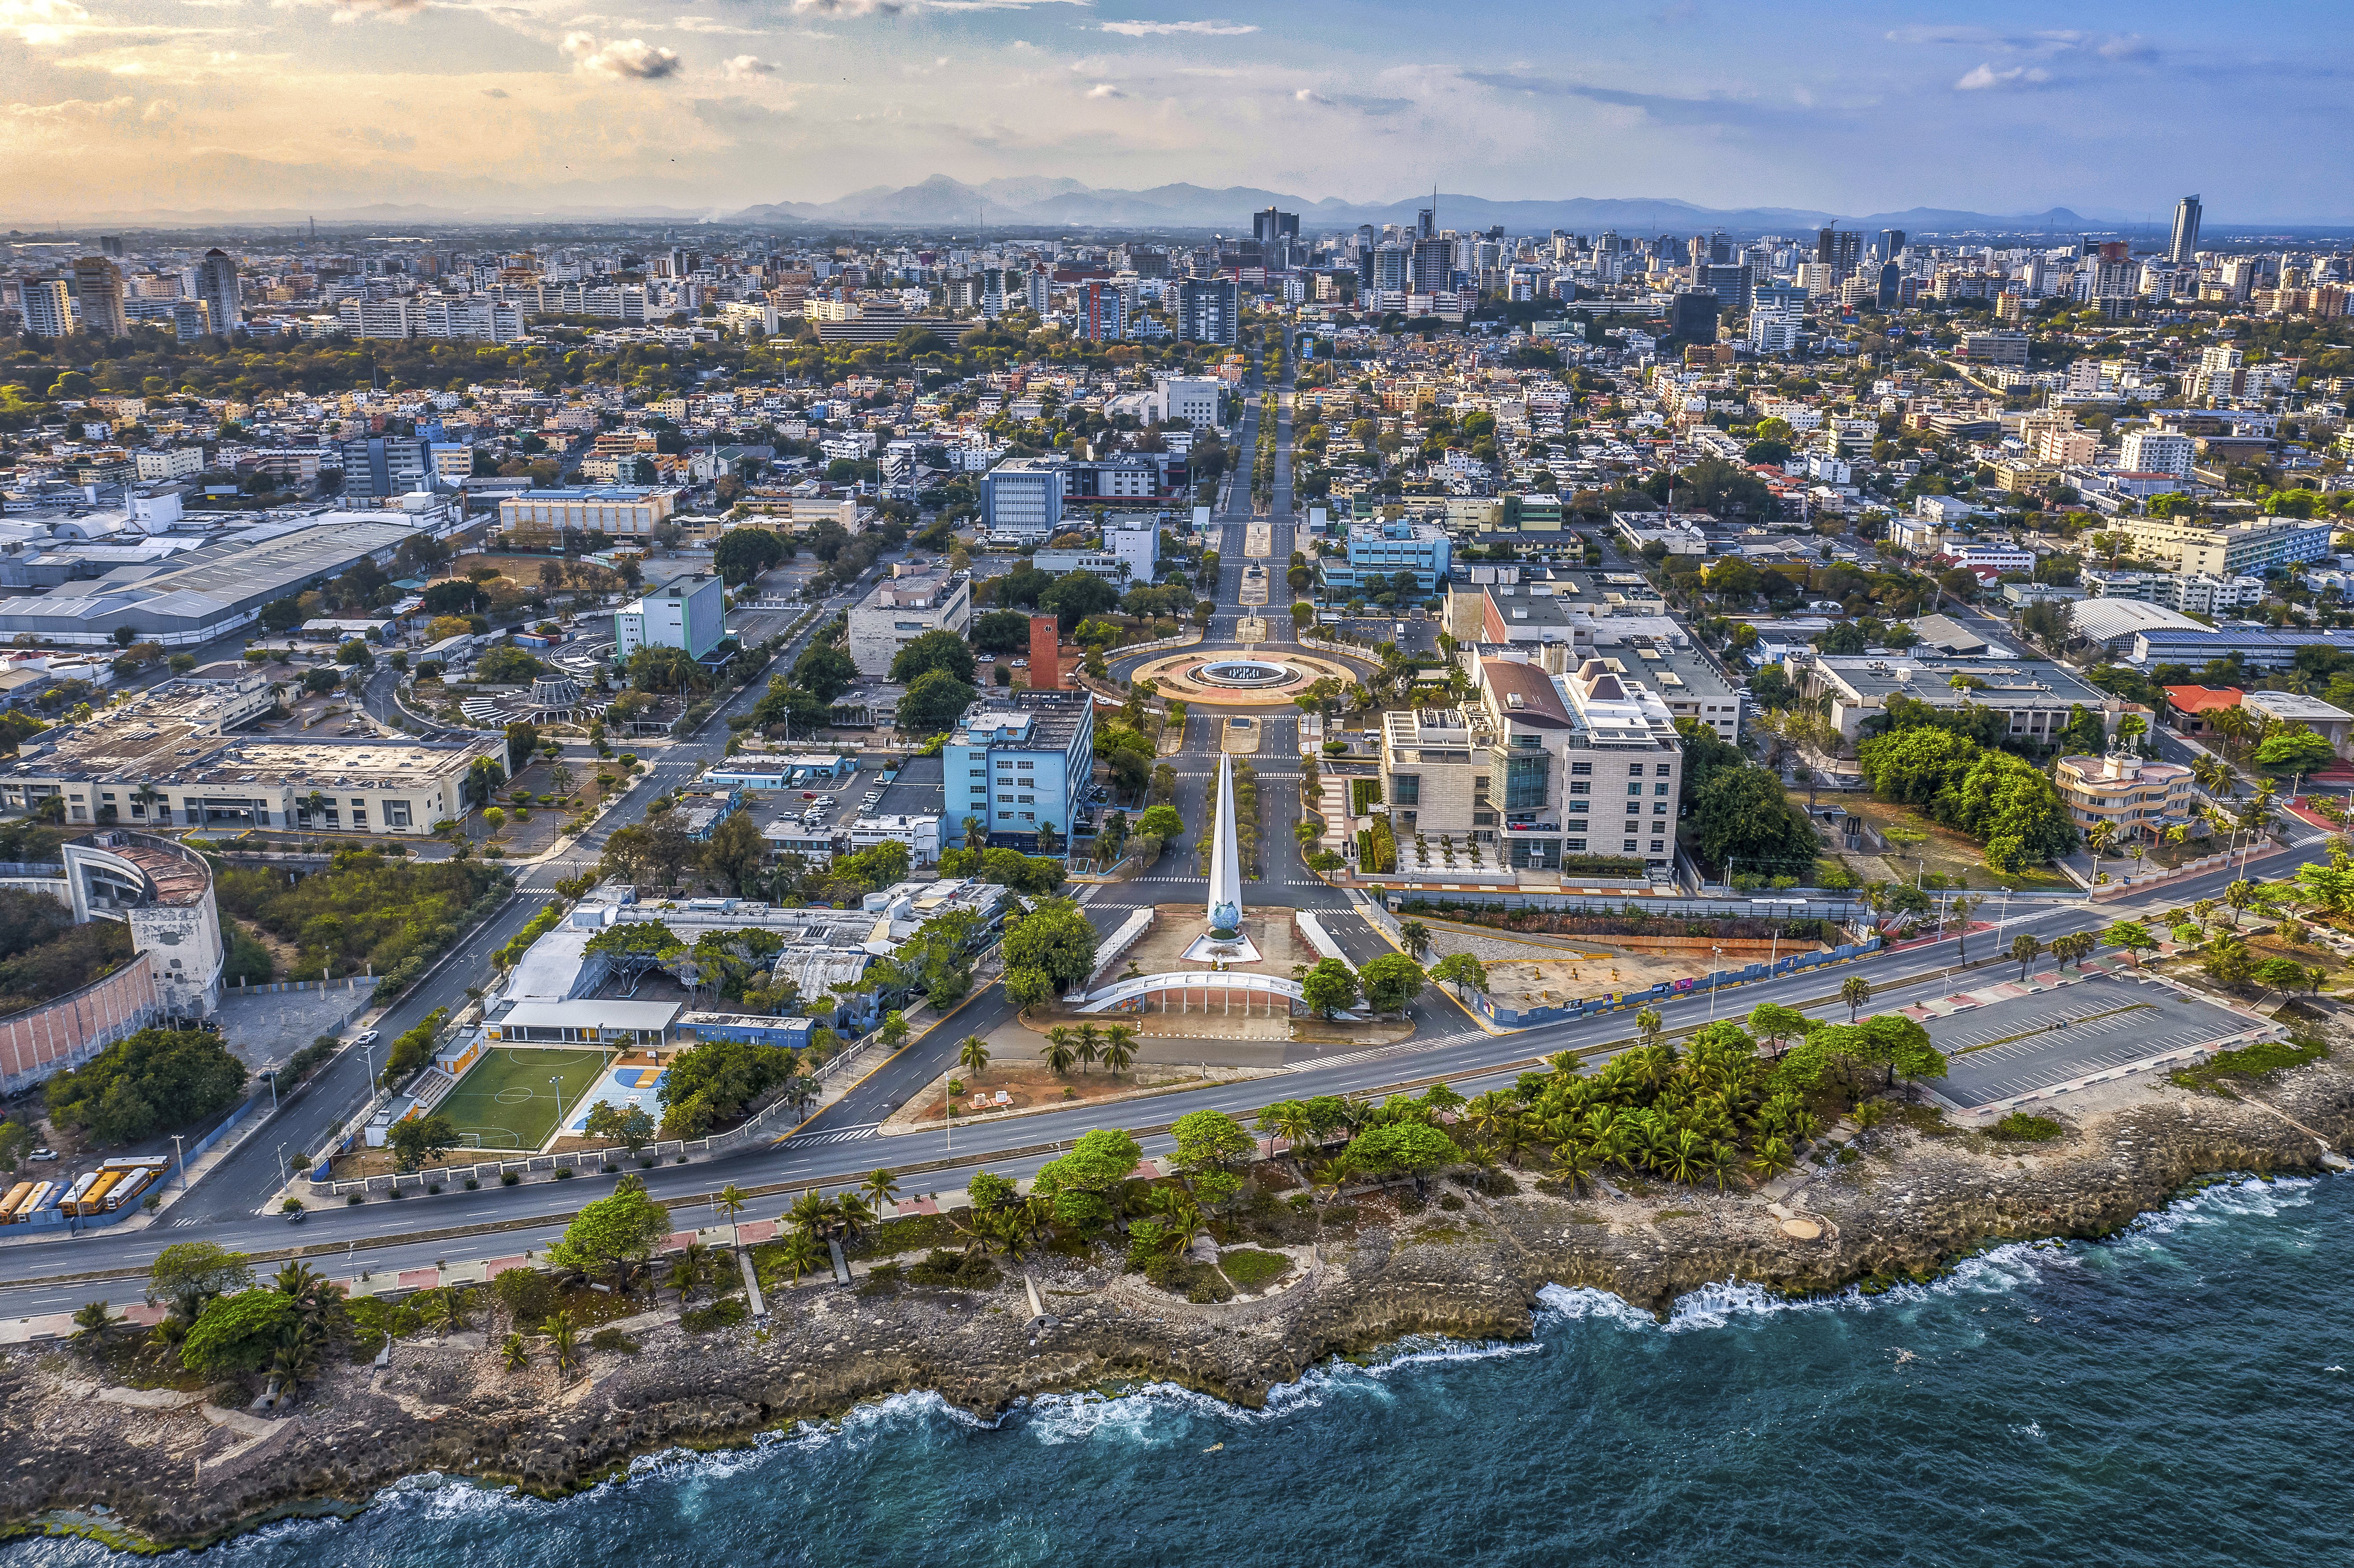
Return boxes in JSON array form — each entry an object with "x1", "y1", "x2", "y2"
[
  {"x1": 847, "y1": 563, "x2": 971, "y2": 677},
  {"x1": 2121, "y1": 518, "x2": 2332, "y2": 578},
  {"x1": 2053, "y1": 752, "x2": 2195, "y2": 843},
  {"x1": 1321, "y1": 517, "x2": 1454, "y2": 594},
  {"x1": 978, "y1": 458, "x2": 1063, "y2": 540},
  {"x1": 941, "y1": 689, "x2": 1096, "y2": 850}
]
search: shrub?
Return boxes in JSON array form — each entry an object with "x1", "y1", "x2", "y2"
[
  {"x1": 906, "y1": 1248, "x2": 999, "y2": 1290},
  {"x1": 681, "y1": 1297, "x2": 751, "y2": 1332},
  {"x1": 1217, "y1": 1248, "x2": 1290, "y2": 1291},
  {"x1": 589, "y1": 1327, "x2": 641, "y2": 1354},
  {"x1": 491, "y1": 1266, "x2": 555, "y2": 1329},
  {"x1": 1988, "y1": 1113, "x2": 2067, "y2": 1143},
  {"x1": 500, "y1": 1170, "x2": 520, "y2": 1186}
]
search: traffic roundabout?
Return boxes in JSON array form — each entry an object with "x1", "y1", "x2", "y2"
[{"x1": 1123, "y1": 646, "x2": 1368, "y2": 707}]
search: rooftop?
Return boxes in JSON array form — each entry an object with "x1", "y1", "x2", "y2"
[{"x1": 951, "y1": 688, "x2": 1091, "y2": 751}]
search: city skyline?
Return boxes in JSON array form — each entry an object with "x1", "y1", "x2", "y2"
[{"x1": 2, "y1": 0, "x2": 2350, "y2": 224}]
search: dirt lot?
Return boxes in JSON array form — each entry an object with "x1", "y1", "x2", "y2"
[{"x1": 1825, "y1": 792, "x2": 2076, "y2": 892}]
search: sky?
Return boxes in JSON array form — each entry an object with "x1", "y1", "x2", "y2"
[{"x1": 3, "y1": 0, "x2": 2350, "y2": 224}]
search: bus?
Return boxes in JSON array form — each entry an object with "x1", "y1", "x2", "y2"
[
  {"x1": 0, "y1": 1182, "x2": 31, "y2": 1222},
  {"x1": 72, "y1": 1170, "x2": 122, "y2": 1216}
]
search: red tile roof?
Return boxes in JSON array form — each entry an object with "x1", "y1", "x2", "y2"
[{"x1": 2162, "y1": 685, "x2": 2243, "y2": 713}]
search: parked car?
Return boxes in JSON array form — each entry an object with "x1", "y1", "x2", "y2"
[{"x1": 26, "y1": 1148, "x2": 56, "y2": 1162}]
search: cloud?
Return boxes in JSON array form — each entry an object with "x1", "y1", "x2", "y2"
[
  {"x1": 670, "y1": 13, "x2": 762, "y2": 32},
  {"x1": 0, "y1": 0, "x2": 94, "y2": 46},
  {"x1": 482, "y1": 85, "x2": 509, "y2": 95},
  {"x1": 1084, "y1": 81, "x2": 1121, "y2": 97},
  {"x1": 1099, "y1": 18, "x2": 1257, "y2": 35},
  {"x1": 789, "y1": 0, "x2": 905, "y2": 11},
  {"x1": 1461, "y1": 69, "x2": 1829, "y2": 131},
  {"x1": 1293, "y1": 86, "x2": 1325, "y2": 103},
  {"x1": 1889, "y1": 25, "x2": 2156, "y2": 65},
  {"x1": 323, "y1": 0, "x2": 426, "y2": 20},
  {"x1": 1954, "y1": 62, "x2": 2050, "y2": 91},
  {"x1": 561, "y1": 31, "x2": 682, "y2": 77},
  {"x1": 721, "y1": 52, "x2": 774, "y2": 77}
]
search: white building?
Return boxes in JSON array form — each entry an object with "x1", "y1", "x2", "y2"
[
  {"x1": 2120, "y1": 429, "x2": 2195, "y2": 479},
  {"x1": 848, "y1": 814, "x2": 943, "y2": 865},
  {"x1": 614, "y1": 573, "x2": 726, "y2": 662},
  {"x1": 1153, "y1": 377, "x2": 1223, "y2": 426}
]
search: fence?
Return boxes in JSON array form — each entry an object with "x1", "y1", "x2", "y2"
[
  {"x1": 6, "y1": 1080, "x2": 274, "y2": 1232},
  {"x1": 1354, "y1": 891, "x2": 1886, "y2": 1028}
]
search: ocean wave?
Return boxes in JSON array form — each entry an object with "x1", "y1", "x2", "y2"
[{"x1": 2126, "y1": 1173, "x2": 2317, "y2": 1239}]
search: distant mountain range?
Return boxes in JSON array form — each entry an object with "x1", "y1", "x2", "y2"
[{"x1": 728, "y1": 176, "x2": 2111, "y2": 237}]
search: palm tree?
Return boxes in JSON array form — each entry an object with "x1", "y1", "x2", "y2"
[
  {"x1": 665, "y1": 1247, "x2": 707, "y2": 1306},
  {"x1": 956, "y1": 1034, "x2": 992, "y2": 1080},
  {"x1": 787, "y1": 1187, "x2": 838, "y2": 1239},
  {"x1": 1098, "y1": 1025, "x2": 1137, "y2": 1075},
  {"x1": 2224, "y1": 879, "x2": 2258, "y2": 926},
  {"x1": 1039, "y1": 1028, "x2": 1077, "y2": 1076},
  {"x1": 1700, "y1": 1143, "x2": 1740, "y2": 1191},
  {"x1": 1839, "y1": 975, "x2": 1872, "y2": 1022},
  {"x1": 714, "y1": 1183, "x2": 750, "y2": 1253},
  {"x1": 500, "y1": 1331, "x2": 530, "y2": 1372},
  {"x1": 428, "y1": 1287, "x2": 470, "y2": 1335},
  {"x1": 1073, "y1": 1023, "x2": 1103, "y2": 1074},
  {"x1": 1745, "y1": 1136, "x2": 1794, "y2": 1180},
  {"x1": 2010, "y1": 932, "x2": 2044, "y2": 981},
  {"x1": 268, "y1": 1328, "x2": 320, "y2": 1395},
  {"x1": 1160, "y1": 1200, "x2": 1209, "y2": 1257},
  {"x1": 1543, "y1": 1049, "x2": 1582, "y2": 1080},
  {"x1": 1662, "y1": 1129, "x2": 1706, "y2": 1185},
  {"x1": 833, "y1": 1191, "x2": 877, "y2": 1243},
  {"x1": 2086, "y1": 819, "x2": 2117, "y2": 857},
  {"x1": 548, "y1": 1310, "x2": 581, "y2": 1381},
  {"x1": 1635, "y1": 1006, "x2": 1663, "y2": 1047},
  {"x1": 1492, "y1": 1112, "x2": 1535, "y2": 1169},
  {"x1": 72, "y1": 1301, "x2": 111, "y2": 1342},
  {"x1": 1266, "y1": 1101, "x2": 1319, "y2": 1173},
  {"x1": 778, "y1": 1230, "x2": 825, "y2": 1286},
  {"x1": 1549, "y1": 1140, "x2": 1596, "y2": 1195},
  {"x1": 1397, "y1": 919, "x2": 1432, "y2": 961},
  {"x1": 861, "y1": 1168, "x2": 901, "y2": 1213}
]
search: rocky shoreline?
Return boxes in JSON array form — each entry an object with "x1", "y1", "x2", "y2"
[{"x1": 6, "y1": 1055, "x2": 2352, "y2": 1555}]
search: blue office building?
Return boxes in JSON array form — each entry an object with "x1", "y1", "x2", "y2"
[
  {"x1": 1319, "y1": 517, "x2": 1454, "y2": 594},
  {"x1": 942, "y1": 689, "x2": 1096, "y2": 852}
]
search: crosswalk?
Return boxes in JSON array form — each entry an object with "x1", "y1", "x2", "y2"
[{"x1": 781, "y1": 1123, "x2": 879, "y2": 1149}]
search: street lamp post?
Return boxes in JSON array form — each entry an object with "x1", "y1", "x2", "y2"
[
  {"x1": 170, "y1": 1133, "x2": 187, "y2": 1192},
  {"x1": 1708, "y1": 944, "x2": 1724, "y2": 1021}
]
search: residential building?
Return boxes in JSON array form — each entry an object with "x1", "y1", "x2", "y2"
[
  {"x1": 978, "y1": 458, "x2": 1063, "y2": 539},
  {"x1": 2120, "y1": 429, "x2": 2195, "y2": 479},
  {"x1": 193, "y1": 248, "x2": 241, "y2": 334},
  {"x1": 942, "y1": 689, "x2": 1096, "y2": 850},
  {"x1": 2120, "y1": 517, "x2": 2332, "y2": 577},
  {"x1": 134, "y1": 447, "x2": 205, "y2": 482},
  {"x1": 1177, "y1": 277, "x2": 1239, "y2": 345},
  {"x1": 1153, "y1": 378, "x2": 1222, "y2": 426},
  {"x1": 2054, "y1": 752, "x2": 2195, "y2": 843},
  {"x1": 72, "y1": 256, "x2": 129, "y2": 339},
  {"x1": 614, "y1": 572, "x2": 726, "y2": 662},
  {"x1": 0, "y1": 680, "x2": 493, "y2": 833},
  {"x1": 1080, "y1": 280, "x2": 1125, "y2": 342},
  {"x1": 19, "y1": 279, "x2": 75, "y2": 338},
  {"x1": 1791, "y1": 655, "x2": 2120, "y2": 746},
  {"x1": 499, "y1": 486, "x2": 678, "y2": 540},
  {"x1": 1958, "y1": 331, "x2": 2031, "y2": 366},
  {"x1": 1749, "y1": 305, "x2": 1803, "y2": 354},
  {"x1": 1321, "y1": 516, "x2": 1454, "y2": 594},
  {"x1": 847, "y1": 562, "x2": 971, "y2": 677}
]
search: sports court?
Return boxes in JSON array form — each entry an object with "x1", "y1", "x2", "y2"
[
  {"x1": 565, "y1": 1056, "x2": 669, "y2": 1136},
  {"x1": 438, "y1": 1046, "x2": 614, "y2": 1154}
]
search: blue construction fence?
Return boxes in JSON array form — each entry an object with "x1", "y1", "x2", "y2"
[
  {"x1": 4, "y1": 1085, "x2": 273, "y2": 1234},
  {"x1": 1469, "y1": 936, "x2": 1885, "y2": 1028}
]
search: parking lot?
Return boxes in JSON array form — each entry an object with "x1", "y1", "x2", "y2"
[{"x1": 1924, "y1": 974, "x2": 2265, "y2": 1114}]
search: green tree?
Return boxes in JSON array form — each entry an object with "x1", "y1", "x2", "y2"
[
  {"x1": 44, "y1": 1028, "x2": 246, "y2": 1147},
  {"x1": 1000, "y1": 897, "x2": 1098, "y2": 1006},
  {"x1": 2105, "y1": 920, "x2": 2157, "y2": 966},
  {"x1": 897, "y1": 669, "x2": 978, "y2": 737},
  {"x1": 179, "y1": 1289, "x2": 298, "y2": 1377},
  {"x1": 888, "y1": 629, "x2": 978, "y2": 687},
  {"x1": 1039, "y1": 570, "x2": 1120, "y2": 631},
  {"x1": 1839, "y1": 974, "x2": 1872, "y2": 1021},
  {"x1": 1692, "y1": 764, "x2": 1822, "y2": 874},
  {"x1": 1344, "y1": 1121, "x2": 1459, "y2": 1182},
  {"x1": 1031, "y1": 1126, "x2": 1144, "y2": 1231},
  {"x1": 582, "y1": 1100, "x2": 656, "y2": 1154},
  {"x1": 2254, "y1": 727, "x2": 2335, "y2": 774},
  {"x1": 547, "y1": 1180, "x2": 672, "y2": 1291},
  {"x1": 712, "y1": 526, "x2": 788, "y2": 586},
  {"x1": 1359, "y1": 951, "x2": 1426, "y2": 1013},
  {"x1": 792, "y1": 640, "x2": 858, "y2": 703},
  {"x1": 1430, "y1": 951, "x2": 1488, "y2": 997},
  {"x1": 148, "y1": 1241, "x2": 253, "y2": 1324},
  {"x1": 386, "y1": 1112, "x2": 459, "y2": 1172},
  {"x1": 1299, "y1": 957, "x2": 1360, "y2": 1017}
]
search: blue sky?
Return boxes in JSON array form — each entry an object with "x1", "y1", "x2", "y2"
[{"x1": 2, "y1": 0, "x2": 2348, "y2": 220}]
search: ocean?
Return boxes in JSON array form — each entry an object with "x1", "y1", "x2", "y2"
[{"x1": 9, "y1": 1173, "x2": 2350, "y2": 1568}]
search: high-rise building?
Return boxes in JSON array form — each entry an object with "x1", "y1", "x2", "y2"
[
  {"x1": 19, "y1": 278, "x2": 75, "y2": 338},
  {"x1": 1668, "y1": 290, "x2": 1719, "y2": 342},
  {"x1": 1878, "y1": 229, "x2": 1908, "y2": 262},
  {"x1": 339, "y1": 434, "x2": 433, "y2": 502},
  {"x1": 1814, "y1": 228, "x2": 1862, "y2": 284},
  {"x1": 1697, "y1": 263, "x2": 1753, "y2": 311},
  {"x1": 2168, "y1": 196, "x2": 2202, "y2": 265},
  {"x1": 1251, "y1": 207, "x2": 1299, "y2": 248},
  {"x1": 71, "y1": 256, "x2": 129, "y2": 339},
  {"x1": 1410, "y1": 237, "x2": 1452, "y2": 292},
  {"x1": 193, "y1": 248, "x2": 241, "y2": 334},
  {"x1": 1080, "y1": 279, "x2": 1125, "y2": 343},
  {"x1": 98, "y1": 236, "x2": 123, "y2": 259},
  {"x1": 1177, "y1": 277, "x2": 1237, "y2": 345}
]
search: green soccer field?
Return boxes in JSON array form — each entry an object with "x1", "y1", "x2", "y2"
[{"x1": 437, "y1": 1047, "x2": 613, "y2": 1154}]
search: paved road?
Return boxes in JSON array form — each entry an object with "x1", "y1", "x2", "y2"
[{"x1": 0, "y1": 327, "x2": 2325, "y2": 1310}]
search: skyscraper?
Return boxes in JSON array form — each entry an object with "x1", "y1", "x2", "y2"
[
  {"x1": 1177, "y1": 277, "x2": 1237, "y2": 345},
  {"x1": 1080, "y1": 279, "x2": 1125, "y2": 343},
  {"x1": 19, "y1": 278, "x2": 75, "y2": 338},
  {"x1": 194, "y1": 248, "x2": 241, "y2": 335},
  {"x1": 1251, "y1": 207, "x2": 1299, "y2": 247},
  {"x1": 1878, "y1": 229, "x2": 1908, "y2": 263},
  {"x1": 2169, "y1": 196, "x2": 2203, "y2": 264},
  {"x1": 1410, "y1": 237, "x2": 1452, "y2": 292},
  {"x1": 1814, "y1": 229, "x2": 1861, "y2": 284},
  {"x1": 71, "y1": 255, "x2": 129, "y2": 339}
]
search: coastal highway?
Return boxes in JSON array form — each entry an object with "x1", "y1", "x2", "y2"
[{"x1": 0, "y1": 872, "x2": 2263, "y2": 1320}]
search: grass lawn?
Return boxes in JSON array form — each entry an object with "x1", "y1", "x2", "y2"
[
  {"x1": 1825, "y1": 794, "x2": 2077, "y2": 892},
  {"x1": 439, "y1": 1046, "x2": 612, "y2": 1155}
]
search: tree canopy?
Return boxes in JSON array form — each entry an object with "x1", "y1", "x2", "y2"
[
  {"x1": 888, "y1": 629, "x2": 977, "y2": 687},
  {"x1": 898, "y1": 669, "x2": 978, "y2": 736},
  {"x1": 44, "y1": 1028, "x2": 246, "y2": 1147},
  {"x1": 1000, "y1": 898, "x2": 1098, "y2": 1006}
]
